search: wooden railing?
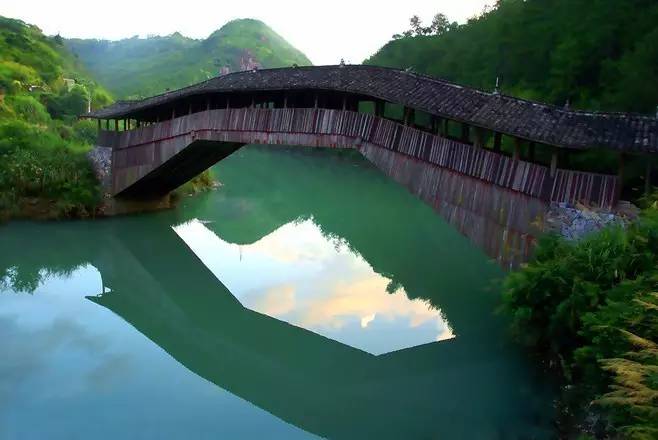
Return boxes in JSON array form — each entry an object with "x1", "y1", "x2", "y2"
[{"x1": 99, "y1": 108, "x2": 619, "y2": 208}]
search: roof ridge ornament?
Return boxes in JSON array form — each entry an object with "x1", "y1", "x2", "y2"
[
  {"x1": 564, "y1": 99, "x2": 571, "y2": 110},
  {"x1": 339, "y1": 58, "x2": 345, "y2": 67},
  {"x1": 493, "y1": 77, "x2": 500, "y2": 95}
]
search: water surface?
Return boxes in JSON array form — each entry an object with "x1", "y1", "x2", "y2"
[{"x1": 1, "y1": 145, "x2": 554, "y2": 439}]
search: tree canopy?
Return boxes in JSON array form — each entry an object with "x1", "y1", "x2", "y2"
[{"x1": 367, "y1": 0, "x2": 658, "y2": 114}]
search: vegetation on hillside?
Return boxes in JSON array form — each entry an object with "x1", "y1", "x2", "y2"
[
  {"x1": 501, "y1": 200, "x2": 658, "y2": 438},
  {"x1": 366, "y1": 0, "x2": 658, "y2": 115},
  {"x1": 0, "y1": 16, "x2": 116, "y2": 220},
  {"x1": 66, "y1": 19, "x2": 312, "y2": 99}
]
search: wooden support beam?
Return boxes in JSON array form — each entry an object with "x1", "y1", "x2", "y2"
[
  {"x1": 97, "y1": 119, "x2": 101, "y2": 130},
  {"x1": 105, "y1": 119, "x2": 109, "y2": 130},
  {"x1": 375, "y1": 101, "x2": 385, "y2": 117},
  {"x1": 493, "y1": 132, "x2": 502, "y2": 152},
  {"x1": 646, "y1": 156, "x2": 653, "y2": 195},
  {"x1": 513, "y1": 138, "x2": 522, "y2": 161},
  {"x1": 430, "y1": 116, "x2": 438, "y2": 134},
  {"x1": 342, "y1": 95, "x2": 347, "y2": 111},
  {"x1": 283, "y1": 95, "x2": 288, "y2": 109},
  {"x1": 618, "y1": 153, "x2": 626, "y2": 199},
  {"x1": 528, "y1": 142, "x2": 536, "y2": 162},
  {"x1": 114, "y1": 119, "x2": 118, "y2": 131},
  {"x1": 550, "y1": 148, "x2": 558, "y2": 178},
  {"x1": 403, "y1": 107, "x2": 415, "y2": 126},
  {"x1": 461, "y1": 124, "x2": 470, "y2": 143},
  {"x1": 474, "y1": 127, "x2": 485, "y2": 148},
  {"x1": 206, "y1": 98, "x2": 210, "y2": 111},
  {"x1": 443, "y1": 119, "x2": 449, "y2": 137},
  {"x1": 314, "y1": 93, "x2": 318, "y2": 109}
]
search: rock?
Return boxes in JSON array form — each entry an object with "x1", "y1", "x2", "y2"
[
  {"x1": 546, "y1": 201, "x2": 631, "y2": 241},
  {"x1": 87, "y1": 146, "x2": 113, "y2": 194}
]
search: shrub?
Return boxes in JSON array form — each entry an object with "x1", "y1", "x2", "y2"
[
  {"x1": 501, "y1": 205, "x2": 658, "y2": 437},
  {"x1": 6, "y1": 94, "x2": 51, "y2": 124},
  {"x1": 0, "y1": 120, "x2": 100, "y2": 217}
]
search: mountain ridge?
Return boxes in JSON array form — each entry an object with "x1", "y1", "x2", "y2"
[{"x1": 66, "y1": 19, "x2": 312, "y2": 99}]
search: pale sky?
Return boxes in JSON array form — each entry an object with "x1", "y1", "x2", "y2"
[{"x1": 1, "y1": 0, "x2": 493, "y2": 65}]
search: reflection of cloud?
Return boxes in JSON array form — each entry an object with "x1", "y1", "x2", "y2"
[
  {"x1": 436, "y1": 326, "x2": 455, "y2": 342},
  {"x1": 175, "y1": 217, "x2": 456, "y2": 354},
  {"x1": 250, "y1": 284, "x2": 296, "y2": 316},
  {"x1": 0, "y1": 313, "x2": 119, "y2": 407},
  {"x1": 361, "y1": 314, "x2": 375, "y2": 328},
  {"x1": 0, "y1": 261, "x2": 136, "y2": 406},
  {"x1": 298, "y1": 274, "x2": 450, "y2": 343},
  {"x1": 86, "y1": 353, "x2": 134, "y2": 391}
]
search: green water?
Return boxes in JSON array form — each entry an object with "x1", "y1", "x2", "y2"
[{"x1": 0, "y1": 146, "x2": 554, "y2": 439}]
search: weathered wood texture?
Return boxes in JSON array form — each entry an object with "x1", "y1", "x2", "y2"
[
  {"x1": 361, "y1": 143, "x2": 545, "y2": 269},
  {"x1": 101, "y1": 108, "x2": 619, "y2": 208},
  {"x1": 88, "y1": 65, "x2": 658, "y2": 153}
]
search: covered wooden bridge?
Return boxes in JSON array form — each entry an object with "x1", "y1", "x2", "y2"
[{"x1": 83, "y1": 65, "x2": 658, "y2": 266}]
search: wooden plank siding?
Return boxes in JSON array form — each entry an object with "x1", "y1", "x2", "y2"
[{"x1": 101, "y1": 108, "x2": 619, "y2": 208}]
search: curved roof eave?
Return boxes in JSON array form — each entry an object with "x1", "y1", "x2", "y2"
[{"x1": 84, "y1": 65, "x2": 658, "y2": 153}]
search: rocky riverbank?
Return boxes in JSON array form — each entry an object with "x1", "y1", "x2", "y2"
[
  {"x1": 545, "y1": 201, "x2": 638, "y2": 241},
  {"x1": 86, "y1": 145, "x2": 218, "y2": 217}
]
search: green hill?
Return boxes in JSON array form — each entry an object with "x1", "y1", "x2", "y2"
[
  {"x1": 0, "y1": 15, "x2": 113, "y2": 219},
  {"x1": 365, "y1": 0, "x2": 658, "y2": 114},
  {"x1": 66, "y1": 19, "x2": 312, "y2": 99}
]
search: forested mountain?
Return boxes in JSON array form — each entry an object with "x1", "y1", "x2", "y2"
[
  {"x1": 366, "y1": 0, "x2": 658, "y2": 114},
  {"x1": 66, "y1": 19, "x2": 312, "y2": 99}
]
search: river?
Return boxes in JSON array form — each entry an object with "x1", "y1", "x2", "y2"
[{"x1": 0, "y1": 145, "x2": 555, "y2": 439}]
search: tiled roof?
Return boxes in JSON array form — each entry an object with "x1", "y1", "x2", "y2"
[{"x1": 85, "y1": 65, "x2": 658, "y2": 152}]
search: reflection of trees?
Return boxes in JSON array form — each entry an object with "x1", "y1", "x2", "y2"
[
  {"x1": 90, "y1": 220, "x2": 554, "y2": 439},
  {"x1": 0, "y1": 222, "x2": 94, "y2": 293},
  {"x1": 0, "y1": 266, "x2": 42, "y2": 293}
]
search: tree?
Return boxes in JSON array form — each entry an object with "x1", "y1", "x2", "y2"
[
  {"x1": 409, "y1": 15, "x2": 423, "y2": 36},
  {"x1": 429, "y1": 14, "x2": 451, "y2": 36}
]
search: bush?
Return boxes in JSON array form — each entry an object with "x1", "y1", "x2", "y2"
[
  {"x1": 0, "y1": 119, "x2": 66, "y2": 154},
  {"x1": 72, "y1": 119, "x2": 98, "y2": 144},
  {"x1": 0, "y1": 120, "x2": 100, "y2": 217},
  {"x1": 501, "y1": 206, "x2": 658, "y2": 437},
  {"x1": 43, "y1": 85, "x2": 89, "y2": 120},
  {"x1": 6, "y1": 94, "x2": 51, "y2": 124}
]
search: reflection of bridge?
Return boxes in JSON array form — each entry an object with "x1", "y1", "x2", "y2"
[
  {"x1": 1, "y1": 177, "x2": 555, "y2": 438},
  {"x1": 88, "y1": 218, "x2": 553, "y2": 439},
  {"x1": 85, "y1": 65, "x2": 658, "y2": 266}
]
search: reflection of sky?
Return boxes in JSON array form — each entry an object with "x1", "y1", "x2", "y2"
[
  {"x1": 174, "y1": 218, "x2": 455, "y2": 355},
  {"x1": 0, "y1": 267, "x2": 317, "y2": 439}
]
